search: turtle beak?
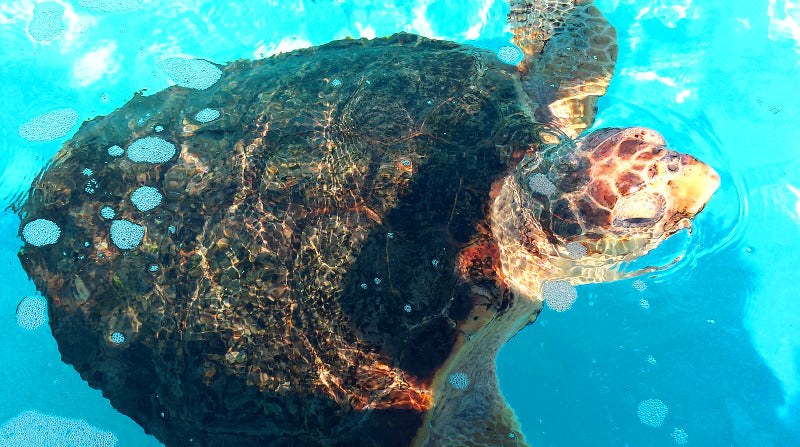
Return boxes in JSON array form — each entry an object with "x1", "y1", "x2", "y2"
[{"x1": 667, "y1": 154, "x2": 720, "y2": 216}]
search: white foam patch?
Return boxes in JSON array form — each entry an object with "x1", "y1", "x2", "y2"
[
  {"x1": 18, "y1": 109, "x2": 79, "y2": 142},
  {"x1": 158, "y1": 57, "x2": 222, "y2": 90},
  {"x1": 28, "y1": 1, "x2": 65, "y2": 42},
  {"x1": 637, "y1": 398, "x2": 668, "y2": 427},
  {"x1": 77, "y1": 0, "x2": 142, "y2": 13},
  {"x1": 72, "y1": 41, "x2": 119, "y2": 87},
  {"x1": 0, "y1": 410, "x2": 117, "y2": 446}
]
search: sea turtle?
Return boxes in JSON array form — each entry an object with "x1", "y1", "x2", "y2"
[{"x1": 16, "y1": 1, "x2": 719, "y2": 446}]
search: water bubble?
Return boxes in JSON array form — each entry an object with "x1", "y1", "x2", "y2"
[
  {"x1": 566, "y1": 241, "x2": 587, "y2": 259},
  {"x1": 360, "y1": 283, "x2": 368, "y2": 290},
  {"x1": 195, "y1": 108, "x2": 221, "y2": 123},
  {"x1": 100, "y1": 206, "x2": 115, "y2": 219},
  {"x1": 110, "y1": 331, "x2": 126, "y2": 344},
  {"x1": 158, "y1": 57, "x2": 222, "y2": 90},
  {"x1": 404, "y1": 304, "x2": 412, "y2": 313},
  {"x1": 671, "y1": 427, "x2": 688, "y2": 445},
  {"x1": 149, "y1": 265, "x2": 159, "y2": 272},
  {"x1": 16, "y1": 296, "x2": 48, "y2": 330},
  {"x1": 431, "y1": 258, "x2": 440, "y2": 267},
  {"x1": 542, "y1": 280, "x2": 577, "y2": 312},
  {"x1": 22, "y1": 219, "x2": 61, "y2": 246},
  {"x1": 387, "y1": 232, "x2": 394, "y2": 239},
  {"x1": 107, "y1": 145, "x2": 124, "y2": 156},
  {"x1": 18, "y1": 108, "x2": 78, "y2": 142},
  {"x1": 131, "y1": 186, "x2": 163, "y2": 212},
  {"x1": 154, "y1": 125, "x2": 164, "y2": 132},
  {"x1": 330, "y1": 79, "x2": 342, "y2": 87},
  {"x1": 82, "y1": 168, "x2": 93, "y2": 176},
  {"x1": 528, "y1": 173, "x2": 556, "y2": 196},
  {"x1": 633, "y1": 279, "x2": 647, "y2": 291},
  {"x1": 28, "y1": 2, "x2": 66, "y2": 42},
  {"x1": 127, "y1": 136, "x2": 176, "y2": 163},
  {"x1": 496, "y1": 45, "x2": 524, "y2": 65},
  {"x1": 168, "y1": 225, "x2": 176, "y2": 234},
  {"x1": 646, "y1": 354, "x2": 657, "y2": 365},
  {"x1": 639, "y1": 298, "x2": 650, "y2": 310},
  {"x1": 637, "y1": 398, "x2": 668, "y2": 427},
  {"x1": 110, "y1": 219, "x2": 145, "y2": 250},
  {"x1": 448, "y1": 372, "x2": 469, "y2": 390}
]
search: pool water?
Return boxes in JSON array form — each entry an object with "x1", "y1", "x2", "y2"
[{"x1": 1, "y1": 0, "x2": 798, "y2": 445}]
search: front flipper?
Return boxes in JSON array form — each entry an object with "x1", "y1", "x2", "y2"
[{"x1": 507, "y1": 0, "x2": 618, "y2": 138}]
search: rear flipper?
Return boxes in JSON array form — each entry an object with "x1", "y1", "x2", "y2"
[{"x1": 507, "y1": 0, "x2": 618, "y2": 138}]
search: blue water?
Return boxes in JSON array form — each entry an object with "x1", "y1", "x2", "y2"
[{"x1": 1, "y1": 0, "x2": 798, "y2": 446}]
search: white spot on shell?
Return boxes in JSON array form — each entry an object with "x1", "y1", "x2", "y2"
[
  {"x1": 110, "y1": 331, "x2": 126, "y2": 344},
  {"x1": 100, "y1": 206, "x2": 115, "y2": 219},
  {"x1": 448, "y1": 372, "x2": 469, "y2": 390},
  {"x1": 566, "y1": 242, "x2": 587, "y2": 259},
  {"x1": 110, "y1": 219, "x2": 145, "y2": 250},
  {"x1": 127, "y1": 136, "x2": 176, "y2": 163},
  {"x1": 16, "y1": 296, "x2": 48, "y2": 330},
  {"x1": 496, "y1": 45, "x2": 523, "y2": 65},
  {"x1": 130, "y1": 186, "x2": 162, "y2": 212},
  {"x1": 107, "y1": 145, "x2": 124, "y2": 156},
  {"x1": 542, "y1": 280, "x2": 577, "y2": 312},
  {"x1": 22, "y1": 219, "x2": 61, "y2": 246},
  {"x1": 195, "y1": 108, "x2": 221, "y2": 123},
  {"x1": 528, "y1": 173, "x2": 556, "y2": 196}
]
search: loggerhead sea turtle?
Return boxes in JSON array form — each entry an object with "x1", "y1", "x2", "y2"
[{"x1": 16, "y1": 1, "x2": 719, "y2": 446}]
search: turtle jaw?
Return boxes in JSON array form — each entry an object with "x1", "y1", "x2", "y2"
[{"x1": 666, "y1": 156, "x2": 720, "y2": 217}]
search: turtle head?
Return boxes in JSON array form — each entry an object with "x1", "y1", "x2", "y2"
[
  {"x1": 577, "y1": 126, "x2": 719, "y2": 244},
  {"x1": 495, "y1": 126, "x2": 719, "y2": 287}
]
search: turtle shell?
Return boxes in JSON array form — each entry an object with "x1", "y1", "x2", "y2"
[{"x1": 18, "y1": 33, "x2": 541, "y2": 446}]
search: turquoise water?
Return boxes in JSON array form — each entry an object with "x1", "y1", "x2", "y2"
[{"x1": 1, "y1": 0, "x2": 798, "y2": 446}]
